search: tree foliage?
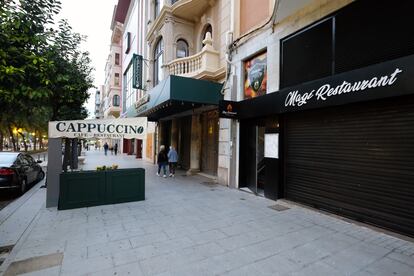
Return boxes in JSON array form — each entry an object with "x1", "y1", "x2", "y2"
[{"x1": 0, "y1": 0, "x2": 94, "y2": 151}]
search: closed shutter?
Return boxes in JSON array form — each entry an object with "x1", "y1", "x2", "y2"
[{"x1": 285, "y1": 95, "x2": 414, "y2": 237}]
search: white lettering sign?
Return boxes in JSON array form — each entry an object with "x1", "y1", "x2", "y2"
[
  {"x1": 284, "y1": 68, "x2": 403, "y2": 107},
  {"x1": 48, "y1": 117, "x2": 147, "y2": 139}
]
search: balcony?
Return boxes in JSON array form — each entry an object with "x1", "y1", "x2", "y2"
[
  {"x1": 170, "y1": 0, "x2": 213, "y2": 21},
  {"x1": 147, "y1": 0, "x2": 215, "y2": 41},
  {"x1": 104, "y1": 105, "x2": 121, "y2": 118},
  {"x1": 166, "y1": 33, "x2": 225, "y2": 80}
]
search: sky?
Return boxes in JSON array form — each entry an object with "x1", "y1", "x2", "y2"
[{"x1": 58, "y1": 0, "x2": 118, "y2": 118}]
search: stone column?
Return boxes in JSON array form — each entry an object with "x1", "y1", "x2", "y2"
[
  {"x1": 171, "y1": 119, "x2": 178, "y2": 150},
  {"x1": 187, "y1": 114, "x2": 201, "y2": 175}
]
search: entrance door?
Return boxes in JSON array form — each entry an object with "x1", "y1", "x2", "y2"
[
  {"x1": 201, "y1": 111, "x2": 219, "y2": 175},
  {"x1": 240, "y1": 117, "x2": 280, "y2": 198},
  {"x1": 136, "y1": 139, "x2": 142, "y2": 159},
  {"x1": 128, "y1": 139, "x2": 134, "y2": 155},
  {"x1": 239, "y1": 122, "x2": 258, "y2": 193}
]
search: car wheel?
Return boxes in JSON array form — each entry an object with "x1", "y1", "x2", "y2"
[
  {"x1": 20, "y1": 178, "x2": 27, "y2": 194},
  {"x1": 38, "y1": 171, "x2": 45, "y2": 181}
]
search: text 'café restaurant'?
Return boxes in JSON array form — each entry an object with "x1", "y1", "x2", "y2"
[{"x1": 220, "y1": 0, "x2": 414, "y2": 237}]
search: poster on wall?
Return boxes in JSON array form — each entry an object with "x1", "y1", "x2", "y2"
[
  {"x1": 244, "y1": 52, "x2": 267, "y2": 99},
  {"x1": 265, "y1": 133, "x2": 279, "y2": 159}
]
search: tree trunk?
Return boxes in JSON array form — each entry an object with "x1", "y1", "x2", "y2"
[
  {"x1": 8, "y1": 126, "x2": 16, "y2": 151},
  {"x1": 19, "y1": 132, "x2": 28, "y2": 152},
  {"x1": 33, "y1": 130, "x2": 37, "y2": 151},
  {"x1": 0, "y1": 130, "x2": 3, "y2": 151}
]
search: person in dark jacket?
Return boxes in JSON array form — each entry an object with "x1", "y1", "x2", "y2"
[
  {"x1": 103, "y1": 142, "x2": 109, "y2": 156},
  {"x1": 114, "y1": 143, "x2": 118, "y2": 155},
  {"x1": 157, "y1": 145, "x2": 168, "y2": 177}
]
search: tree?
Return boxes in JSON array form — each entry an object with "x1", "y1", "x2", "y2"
[{"x1": 0, "y1": 0, "x2": 94, "y2": 152}]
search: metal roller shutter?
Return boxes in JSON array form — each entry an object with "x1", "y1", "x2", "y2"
[{"x1": 285, "y1": 95, "x2": 414, "y2": 237}]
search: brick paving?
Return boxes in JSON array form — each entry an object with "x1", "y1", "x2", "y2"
[{"x1": 0, "y1": 149, "x2": 413, "y2": 275}]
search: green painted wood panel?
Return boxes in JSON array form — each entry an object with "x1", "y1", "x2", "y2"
[{"x1": 58, "y1": 169, "x2": 145, "y2": 210}]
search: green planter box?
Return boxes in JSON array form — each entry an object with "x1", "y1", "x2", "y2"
[{"x1": 58, "y1": 168, "x2": 145, "y2": 210}]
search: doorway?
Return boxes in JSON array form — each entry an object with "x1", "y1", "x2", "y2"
[
  {"x1": 201, "y1": 111, "x2": 219, "y2": 175},
  {"x1": 136, "y1": 139, "x2": 142, "y2": 159},
  {"x1": 239, "y1": 117, "x2": 279, "y2": 199}
]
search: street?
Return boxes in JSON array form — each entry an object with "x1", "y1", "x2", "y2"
[{"x1": 0, "y1": 152, "x2": 47, "y2": 211}]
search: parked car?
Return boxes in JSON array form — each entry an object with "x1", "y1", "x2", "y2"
[{"x1": 0, "y1": 152, "x2": 45, "y2": 194}]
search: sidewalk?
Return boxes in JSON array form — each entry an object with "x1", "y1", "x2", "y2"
[{"x1": 0, "y1": 149, "x2": 413, "y2": 275}]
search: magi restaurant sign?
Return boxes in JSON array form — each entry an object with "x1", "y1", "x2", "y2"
[
  {"x1": 284, "y1": 68, "x2": 403, "y2": 108},
  {"x1": 220, "y1": 54, "x2": 414, "y2": 119},
  {"x1": 49, "y1": 117, "x2": 147, "y2": 139}
]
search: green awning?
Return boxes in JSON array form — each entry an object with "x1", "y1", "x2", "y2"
[{"x1": 129, "y1": 75, "x2": 223, "y2": 121}]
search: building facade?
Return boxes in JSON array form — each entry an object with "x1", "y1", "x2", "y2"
[
  {"x1": 94, "y1": 89, "x2": 102, "y2": 119},
  {"x1": 131, "y1": 0, "x2": 231, "y2": 180},
  {"x1": 114, "y1": 0, "x2": 155, "y2": 163},
  {"x1": 103, "y1": 19, "x2": 123, "y2": 120},
  {"x1": 219, "y1": 0, "x2": 414, "y2": 237}
]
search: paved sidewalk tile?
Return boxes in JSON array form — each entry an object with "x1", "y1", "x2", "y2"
[{"x1": 1, "y1": 149, "x2": 414, "y2": 276}]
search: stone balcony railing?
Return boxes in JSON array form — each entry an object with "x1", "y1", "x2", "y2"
[{"x1": 166, "y1": 32, "x2": 225, "y2": 80}]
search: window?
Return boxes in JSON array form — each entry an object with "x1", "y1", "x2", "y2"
[
  {"x1": 280, "y1": 18, "x2": 333, "y2": 88},
  {"x1": 113, "y1": 95, "x2": 120, "y2": 107},
  {"x1": 176, "y1": 39, "x2": 189, "y2": 58},
  {"x1": 114, "y1": 73, "x2": 120, "y2": 86},
  {"x1": 115, "y1": 53, "x2": 120, "y2": 65},
  {"x1": 171, "y1": 0, "x2": 179, "y2": 4},
  {"x1": 123, "y1": 64, "x2": 135, "y2": 112},
  {"x1": 280, "y1": 1, "x2": 414, "y2": 89},
  {"x1": 125, "y1": 32, "x2": 131, "y2": 54},
  {"x1": 201, "y1": 24, "x2": 212, "y2": 49},
  {"x1": 154, "y1": 0, "x2": 160, "y2": 19},
  {"x1": 153, "y1": 38, "x2": 164, "y2": 86}
]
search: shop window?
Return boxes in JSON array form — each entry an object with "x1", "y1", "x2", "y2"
[
  {"x1": 115, "y1": 53, "x2": 120, "y2": 65},
  {"x1": 280, "y1": 18, "x2": 333, "y2": 89},
  {"x1": 280, "y1": 0, "x2": 414, "y2": 89},
  {"x1": 153, "y1": 38, "x2": 164, "y2": 86},
  {"x1": 176, "y1": 39, "x2": 189, "y2": 59}
]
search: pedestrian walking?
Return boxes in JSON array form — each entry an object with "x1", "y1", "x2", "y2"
[
  {"x1": 110, "y1": 146, "x2": 114, "y2": 155},
  {"x1": 168, "y1": 146, "x2": 178, "y2": 177},
  {"x1": 114, "y1": 143, "x2": 118, "y2": 155},
  {"x1": 103, "y1": 142, "x2": 109, "y2": 156},
  {"x1": 157, "y1": 145, "x2": 168, "y2": 177}
]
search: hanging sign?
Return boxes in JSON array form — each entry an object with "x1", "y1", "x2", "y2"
[
  {"x1": 133, "y1": 54, "x2": 143, "y2": 89},
  {"x1": 48, "y1": 117, "x2": 147, "y2": 139}
]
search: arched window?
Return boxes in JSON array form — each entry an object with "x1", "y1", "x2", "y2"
[
  {"x1": 176, "y1": 39, "x2": 189, "y2": 58},
  {"x1": 154, "y1": 0, "x2": 160, "y2": 19},
  {"x1": 153, "y1": 38, "x2": 164, "y2": 86},
  {"x1": 113, "y1": 95, "x2": 120, "y2": 107},
  {"x1": 201, "y1": 24, "x2": 213, "y2": 49}
]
